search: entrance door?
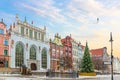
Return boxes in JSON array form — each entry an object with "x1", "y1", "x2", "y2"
[
  {"x1": 0, "y1": 61, "x2": 4, "y2": 67},
  {"x1": 31, "y1": 63, "x2": 37, "y2": 70}
]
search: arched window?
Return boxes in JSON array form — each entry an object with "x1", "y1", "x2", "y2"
[
  {"x1": 15, "y1": 43, "x2": 24, "y2": 67},
  {"x1": 42, "y1": 48, "x2": 47, "y2": 68},
  {"x1": 30, "y1": 46, "x2": 36, "y2": 60}
]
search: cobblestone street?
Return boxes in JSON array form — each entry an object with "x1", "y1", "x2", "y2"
[{"x1": 0, "y1": 75, "x2": 120, "y2": 80}]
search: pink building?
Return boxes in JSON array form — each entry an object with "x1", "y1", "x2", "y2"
[{"x1": 0, "y1": 19, "x2": 10, "y2": 67}]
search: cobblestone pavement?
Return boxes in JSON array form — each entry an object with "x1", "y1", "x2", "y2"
[{"x1": 0, "y1": 74, "x2": 119, "y2": 80}]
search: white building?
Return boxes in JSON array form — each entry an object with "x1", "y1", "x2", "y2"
[
  {"x1": 71, "y1": 40, "x2": 83, "y2": 71},
  {"x1": 113, "y1": 57, "x2": 120, "y2": 73},
  {"x1": 9, "y1": 14, "x2": 50, "y2": 71}
]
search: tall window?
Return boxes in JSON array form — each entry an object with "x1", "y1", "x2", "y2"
[
  {"x1": 21, "y1": 27, "x2": 24, "y2": 35},
  {"x1": 4, "y1": 50, "x2": 8, "y2": 56},
  {"x1": 0, "y1": 29, "x2": 4, "y2": 34},
  {"x1": 4, "y1": 39, "x2": 8, "y2": 46},
  {"x1": 29, "y1": 29, "x2": 33, "y2": 38},
  {"x1": 39, "y1": 33, "x2": 40, "y2": 40},
  {"x1": 42, "y1": 48, "x2": 47, "y2": 68},
  {"x1": 15, "y1": 43, "x2": 24, "y2": 67},
  {"x1": 41, "y1": 34, "x2": 44, "y2": 41},
  {"x1": 26, "y1": 29, "x2": 28, "y2": 35},
  {"x1": 34, "y1": 31, "x2": 37, "y2": 39},
  {"x1": 30, "y1": 46, "x2": 36, "y2": 60},
  {"x1": 5, "y1": 61, "x2": 8, "y2": 67}
]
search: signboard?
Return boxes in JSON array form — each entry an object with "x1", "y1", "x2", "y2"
[{"x1": 104, "y1": 61, "x2": 111, "y2": 65}]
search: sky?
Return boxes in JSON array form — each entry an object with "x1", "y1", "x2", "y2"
[{"x1": 0, "y1": 0, "x2": 120, "y2": 57}]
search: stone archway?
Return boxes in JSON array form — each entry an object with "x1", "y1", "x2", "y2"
[{"x1": 31, "y1": 63, "x2": 37, "y2": 70}]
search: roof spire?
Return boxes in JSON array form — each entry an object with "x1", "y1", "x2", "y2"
[
  {"x1": 1, "y1": 18, "x2": 3, "y2": 22},
  {"x1": 24, "y1": 16, "x2": 27, "y2": 22},
  {"x1": 44, "y1": 26, "x2": 46, "y2": 30},
  {"x1": 16, "y1": 13, "x2": 19, "y2": 19}
]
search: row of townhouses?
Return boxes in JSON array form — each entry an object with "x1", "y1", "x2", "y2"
[{"x1": 0, "y1": 14, "x2": 119, "y2": 73}]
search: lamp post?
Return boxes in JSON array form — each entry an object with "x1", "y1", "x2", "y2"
[{"x1": 109, "y1": 32, "x2": 113, "y2": 80}]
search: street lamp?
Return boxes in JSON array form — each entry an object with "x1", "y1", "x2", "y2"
[{"x1": 109, "y1": 32, "x2": 113, "y2": 80}]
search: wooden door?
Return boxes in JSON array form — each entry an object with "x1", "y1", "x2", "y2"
[{"x1": 31, "y1": 63, "x2": 37, "y2": 70}]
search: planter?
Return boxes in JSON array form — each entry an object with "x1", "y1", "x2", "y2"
[{"x1": 79, "y1": 72, "x2": 96, "y2": 76}]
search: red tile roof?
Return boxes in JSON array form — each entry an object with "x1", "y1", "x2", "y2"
[{"x1": 90, "y1": 48, "x2": 103, "y2": 56}]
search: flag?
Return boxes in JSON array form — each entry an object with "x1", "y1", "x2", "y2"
[{"x1": 31, "y1": 21, "x2": 33, "y2": 24}]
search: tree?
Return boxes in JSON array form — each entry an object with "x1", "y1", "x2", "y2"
[{"x1": 80, "y1": 42, "x2": 94, "y2": 73}]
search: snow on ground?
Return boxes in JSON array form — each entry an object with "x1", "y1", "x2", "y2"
[{"x1": 0, "y1": 74, "x2": 120, "y2": 80}]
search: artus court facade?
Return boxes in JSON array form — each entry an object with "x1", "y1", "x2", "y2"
[{"x1": 9, "y1": 14, "x2": 50, "y2": 70}]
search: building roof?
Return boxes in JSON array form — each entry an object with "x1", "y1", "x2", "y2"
[{"x1": 90, "y1": 48, "x2": 103, "y2": 56}]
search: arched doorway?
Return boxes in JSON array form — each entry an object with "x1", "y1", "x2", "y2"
[
  {"x1": 31, "y1": 63, "x2": 37, "y2": 70},
  {"x1": 0, "y1": 60, "x2": 4, "y2": 67},
  {"x1": 15, "y1": 43, "x2": 24, "y2": 67},
  {"x1": 41, "y1": 48, "x2": 47, "y2": 69}
]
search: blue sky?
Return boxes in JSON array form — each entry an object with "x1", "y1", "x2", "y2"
[{"x1": 0, "y1": 0, "x2": 120, "y2": 57}]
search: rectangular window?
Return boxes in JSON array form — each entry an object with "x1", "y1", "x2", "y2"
[
  {"x1": 4, "y1": 39, "x2": 8, "y2": 46},
  {"x1": 21, "y1": 27, "x2": 24, "y2": 35},
  {"x1": 26, "y1": 29, "x2": 28, "y2": 35},
  {"x1": 5, "y1": 61, "x2": 8, "y2": 67},
  {"x1": 0, "y1": 29, "x2": 4, "y2": 34},
  {"x1": 29, "y1": 29, "x2": 33, "y2": 38},
  {"x1": 34, "y1": 31, "x2": 37, "y2": 39},
  {"x1": 4, "y1": 50, "x2": 8, "y2": 56},
  {"x1": 39, "y1": 33, "x2": 40, "y2": 40},
  {"x1": 41, "y1": 34, "x2": 44, "y2": 41}
]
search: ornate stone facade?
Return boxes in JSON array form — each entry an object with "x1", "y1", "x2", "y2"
[
  {"x1": 49, "y1": 33, "x2": 64, "y2": 71},
  {"x1": 61, "y1": 36, "x2": 73, "y2": 70},
  {"x1": 9, "y1": 14, "x2": 50, "y2": 71}
]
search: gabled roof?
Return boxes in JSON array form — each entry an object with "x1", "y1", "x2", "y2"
[
  {"x1": 52, "y1": 33, "x2": 63, "y2": 46},
  {"x1": 61, "y1": 35, "x2": 73, "y2": 47},
  {"x1": 90, "y1": 48, "x2": 103, "y2": 56}
]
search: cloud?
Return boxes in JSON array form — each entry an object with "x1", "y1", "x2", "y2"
[
  {"x1": 18, "y1": 0, "x2": 66, "y2": 24},
  {"x1": 0, "y1": 11, "x2": 14, "y2": 28},
  {"x1": 12, "y1": 0, "x2": 120, "y2": 57}
]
